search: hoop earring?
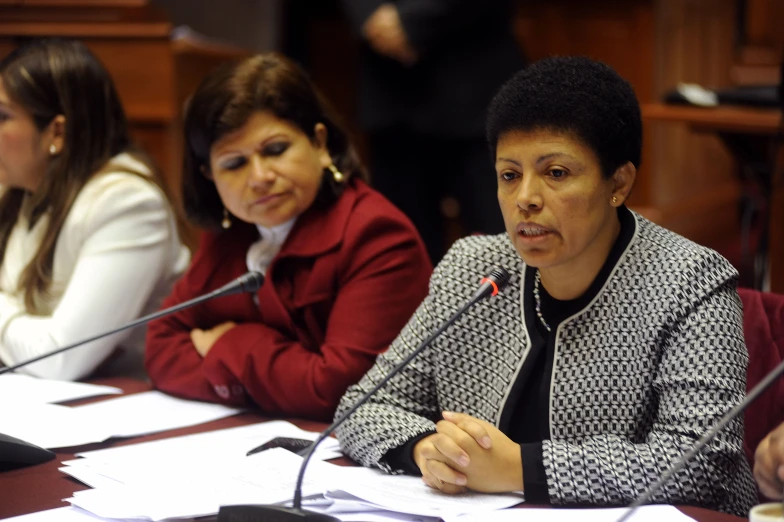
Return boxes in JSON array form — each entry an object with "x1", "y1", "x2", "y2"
[
  {"x1": 221, "y1": 208, "x2": 232, "y2": 229},
  {"x1": 328, "y1": 164, "x2": 344, "y2": 183},
  {"x1": 49, "y1": 144, "x2": 57, "y2": 155}
]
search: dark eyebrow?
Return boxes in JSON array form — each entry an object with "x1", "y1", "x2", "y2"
[
  {"x1": 535, "y1": 152, "x2": 577, "y2": 166},
  {"x1": 496, "y1": 157, "x2": 521, "y2": 167},
  {"x1": 496, "y1": 152, "x2": 580, "y2": 168}
]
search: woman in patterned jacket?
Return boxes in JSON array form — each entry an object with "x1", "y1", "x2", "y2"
[{"x1": 335, "y1": 56, "x2": 757, "y2": 515}]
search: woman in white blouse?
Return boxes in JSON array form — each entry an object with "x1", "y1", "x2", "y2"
[{"x1": 0, "y1": 38, "x2": 189, "y2": 380}]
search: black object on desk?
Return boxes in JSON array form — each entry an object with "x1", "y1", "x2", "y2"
[
  {"x1": 0, "y1": 432, "x2": 55, "y2": 472},
  {"x1": 247, "y1": 437, "x2": 312, "y2": 457}
]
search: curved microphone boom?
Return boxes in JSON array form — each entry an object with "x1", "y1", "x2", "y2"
[
  {"x1": 218, "y1": 268, "x2": 511, "y2": 522},
  {"x1": 0, "y1": 271, "x2": 264, "y2": 376},
  {"x1": 0, "y1": 270, "x2": 264, "y2": 472},
  {"x1": 616, "y1": 355, "x2": 784, "y2": 522}
]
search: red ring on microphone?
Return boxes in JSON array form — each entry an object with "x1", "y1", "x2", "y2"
[{"x1": 481, "y1": 277, "x2": 499, "y2": 296}]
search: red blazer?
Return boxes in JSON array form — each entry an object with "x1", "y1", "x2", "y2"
[{"x1": 145, "y1": 180, "x2": 431, "y2": 421}]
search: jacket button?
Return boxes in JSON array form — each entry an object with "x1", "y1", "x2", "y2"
[{"x1": 214, "y1": 384, "x2": 230, "y2": 399}]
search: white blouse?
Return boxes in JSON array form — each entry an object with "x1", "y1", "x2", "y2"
[
  {"x1": 246, "y1": 218, "x2": 296, "y2": 276},
  {"x1": 0, "y1": 153, "x2": 190, "y2": 380}
]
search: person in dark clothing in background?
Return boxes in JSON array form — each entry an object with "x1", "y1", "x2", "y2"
[{"x1": 340, "y1": 1, "x2": 525, "y2": 263}]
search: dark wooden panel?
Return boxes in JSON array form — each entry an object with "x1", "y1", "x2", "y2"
[{"x1": 0, "y1": 3, "x2": 251, "y2": 252}]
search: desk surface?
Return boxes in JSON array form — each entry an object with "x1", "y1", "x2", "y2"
[
  {"x1": 0, "y1": 378, "x2": 749, "y2": 521},
  {"x1": 642, "y1": 103, "x2": 782, "y2": 135}
]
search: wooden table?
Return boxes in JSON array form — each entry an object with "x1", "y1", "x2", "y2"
[
  {"x1": 642, "y1": 103, "x2": 783, "y2": 293},
  {"x1": 0, "y1": 378, "x2": 750, "y2": 521}
]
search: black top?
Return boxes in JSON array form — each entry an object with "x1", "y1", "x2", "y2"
[{"x1": 384, "y1": 207, "x2": 636, "y2": 501}]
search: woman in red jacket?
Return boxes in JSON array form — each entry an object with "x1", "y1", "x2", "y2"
[{"x1": 145, "y1": 53, "x2": 432, "y2": 421}]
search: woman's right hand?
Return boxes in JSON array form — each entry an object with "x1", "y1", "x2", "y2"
[
  {"x1": 413, "y1": 432, "x2": 469, "y2": 494},
  {"x1": 755, "y1": 421, "x2": 784, "y2": 499},
  {"x1": 190, "y1": 321, "x2": 236, "y2": 358}
]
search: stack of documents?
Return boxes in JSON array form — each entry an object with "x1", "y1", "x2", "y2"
[
  {"x1": 59, "y1": 444, "x2": 700, "y2": 522},
  {"x1": 58, "y1": 420, "x2": 525, "y2": 522},
  {"x1": 60, "y1": 421, "x2": 343, "y2": 520}
]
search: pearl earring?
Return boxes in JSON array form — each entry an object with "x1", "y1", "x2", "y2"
[
  {"x1": 612, "y1": 196, "x2": 618, "y2": 204},
  {"x1": 49, "y1": 144, "x2": 57, "y2": 155},
  {"x1": 328, "y1": 164, "x2": 345, "y2": 183},
  {"x1": 221, "y1": 208, "x2": 232, "y2": 229}
]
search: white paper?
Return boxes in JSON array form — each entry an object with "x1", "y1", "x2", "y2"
[
  {"x1": 310, "y1": 491, "x2": 440, "y2": 521},
  {"x1": 70, "y1": 420, "x2": 340, "y2": 469},
  {"x1": 66, "y1": 448, "x2": 339, "y2": 521},
  {"x1": 334, "y1": 466, "x2": 524, "y2": 517},
  {"x1": 71, "y1": 390, "x2": 243, "y2": 437},
  {"x1": 0, "y1": 374, "x2": 122, "y2": 405},
  {"x1": 441, "y1": 505, "x2": 697, "y2": 522},
  {"x1": 59, "y1": 466, "x2": 125, "y2": 490},
  {"x1": 0, "y1": 391, "x2": 243, "y2": 449},
  {"x1": 2, "y1": 506, "x2": 143, "y2": 522},
  {"x1": 0, "y1": 403, "x2": 112, "y2": 448}
]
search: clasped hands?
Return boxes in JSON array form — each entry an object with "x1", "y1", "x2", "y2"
[
  {"x1": 755, "y1": 420, "x2": 784, "y2": 499},
  {"x1": 414, "y1": 411, "x2": 523, "y2": 494}
]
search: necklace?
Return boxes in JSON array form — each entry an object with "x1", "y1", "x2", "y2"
[{"x1": 533, "y1": 271, "x2": 551, "y2": 332}]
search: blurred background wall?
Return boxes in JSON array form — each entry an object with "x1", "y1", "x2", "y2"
[{"x1": 0, "y1": 0, "x2": 781, "y2": 289}]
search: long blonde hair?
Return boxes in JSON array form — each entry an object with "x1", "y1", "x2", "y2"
[{"x1": 0, "y1": 38, "x2": 163, "y2": 312}]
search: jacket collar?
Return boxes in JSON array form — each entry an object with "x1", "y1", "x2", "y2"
[{"x1": 277, "y1": 179, "x2": 362, "y2": 258}]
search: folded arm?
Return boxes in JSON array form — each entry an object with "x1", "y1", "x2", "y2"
[{"x1": 146, "y1": 213, "x2": 431, "y2": 421}]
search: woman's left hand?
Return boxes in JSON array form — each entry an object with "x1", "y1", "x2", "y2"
[
  {"x1": 437, "y1": 411, "x2": 524, "y2": 493},
  {"x1": 190, "y1": 321, "x2": 236, "y2": 358}
]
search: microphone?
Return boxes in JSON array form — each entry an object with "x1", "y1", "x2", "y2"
[
  {"x1": 615, "y1": 353, "x2": 784, "y2": 522},
  {"x1": 218, "y1": 268, "x2": 511, "y2": 522},
  {"x1": 0, "y1": 271, "x2": 263, "y2": 376},
  {"x1": 0, "y1": 271, "x2": 263, "y2": 471}
]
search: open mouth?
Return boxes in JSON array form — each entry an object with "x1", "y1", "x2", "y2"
[
  {"x1": 516, "y1": 223, "x2": 552, "y2": 237},
  {"x1": 518, "y1": 227, "x2": 549, "y2": 237}
]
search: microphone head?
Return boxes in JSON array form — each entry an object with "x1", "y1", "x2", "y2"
[
  {"x1": 239, "y1": 271, "x2": 264, "y2": 293},
  {"x1": 476, "y1": 267, "x2": 511, "y2": 300},
  {"x1": 486, "y1": 267, "x2": 511, "y2": 291}
]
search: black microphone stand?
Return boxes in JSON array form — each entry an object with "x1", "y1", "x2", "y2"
[
  {"x1": 218, "y1": 268, "x2": 511, "y2": 522},
  {"x1": 616, "y1": 355, "x2": 784, "y2": 522},
  {"x1": 0, "y1": 271, "x2": 263, "y2": 471}
]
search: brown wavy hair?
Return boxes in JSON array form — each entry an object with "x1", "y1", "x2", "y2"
[
  {"x1": 182, "y1": 52, "x2": 366, "y2": 229},
  {"x1": 0, "y1": 38, "x2": 161, "y2": 312}
]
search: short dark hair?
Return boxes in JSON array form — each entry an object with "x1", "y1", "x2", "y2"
[
  {"x1": 182, "y1": 52, "x2": 366, "y2": 229},
  {"x1": 486, "y1": 56, "x2": 642, "y2": 178}
]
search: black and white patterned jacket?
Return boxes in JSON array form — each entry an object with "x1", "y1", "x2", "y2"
[{"x1": 335, "y1": 211, "x2": 757, "y2": 516}]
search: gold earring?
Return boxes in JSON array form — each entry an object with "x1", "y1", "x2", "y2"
[
  {"x1": 49, "y1": 144, "x2": 57, "y2": 155},
  {"x1": 221, "y1": 208, "x2": 232, "y2": 229},
  {"x1": 328, "y1": 164, "x2": 344, "y2": 183},
  {"x1": 612, "y1": 196, "x2": 618, "y2": 204}
]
